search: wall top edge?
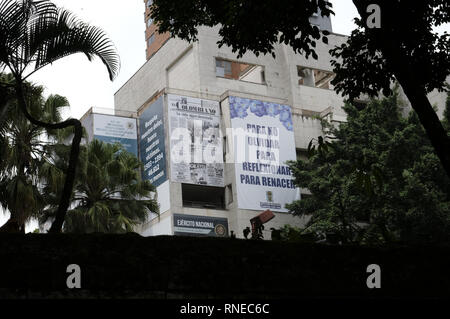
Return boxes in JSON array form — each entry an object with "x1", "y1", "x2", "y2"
[{"x1": 219, "y1": 90, "x2": 289, "y2": 105}]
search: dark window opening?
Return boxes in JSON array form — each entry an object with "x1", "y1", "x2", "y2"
[
  {"x1": 148, "y1": 33, "x2": 155, "y2": 46},
  {"x1": 297, "y1": 66, "x2": 335, "y2": 89},
  {"x1": 296, "y1": 148, "x2": 308, "y2": 161},
  {"x1": 215, "y1": 58, "x2": 265, "y2": 84},
  {"x1": 182, "y1": 184, "x2": 226, "y2": 210},
  {"x1": 353, "y1": 99, "x2": 369, "y2": 111}
]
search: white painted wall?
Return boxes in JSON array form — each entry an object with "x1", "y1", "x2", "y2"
[
  {"x1": 140, "y1": 211, "x2": 173, "y2": 236},
  {"x1": 167, "y1": 46, "x2": 200, "y2": 92},
  {"x1": 114, "y1": 38, "x2": 193, "y2": 113}
]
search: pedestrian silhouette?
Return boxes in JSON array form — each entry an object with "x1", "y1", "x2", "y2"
[{"x1": 243, "y1": 227, "x2": 251, "y2": 239}]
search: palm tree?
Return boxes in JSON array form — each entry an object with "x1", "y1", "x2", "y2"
[
  {"x1": 41, "y1": 140, "x2": 158, "y2": 233},
  {"x1": 0, "y1": 0, "x2": 120, "y2": 232},
  {"x1": 0, "y1": 76, "x2": 69, "y2": 232}
]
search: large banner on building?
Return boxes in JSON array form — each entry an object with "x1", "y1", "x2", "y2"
[
  {"x1": 139, "y1": 96, "x2": 167, "y2": 187},
  {"x1": 229, "y1": 96, "x2": 299, "y2": 212},
  {"x1": 168, "y1": 94, "x2": 224, "y2": 187},
  {"x1": 173, "y1": 214, "x2": 229, "y2": 237},
  {"x1": 93, "y1": 114, "x2": 138, "y2": 156}
]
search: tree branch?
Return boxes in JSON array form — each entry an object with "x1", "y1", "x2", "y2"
[{"x1": 14, "y1": 81, "x2": 82, "y2": 233}]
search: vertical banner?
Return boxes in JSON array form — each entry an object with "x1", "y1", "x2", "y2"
[
  {"x1": 168, "y1": 94, "x2": 224, "y2": 187},
  {"x1": 229, "y1": 96, "x2": 299, "y2": 212},
  {"x1": 92, "y1": 114, "x2": 138, "y2": 156},
  {"x1": 139, "y1": 96, "x2": 167, "y2": 187}
]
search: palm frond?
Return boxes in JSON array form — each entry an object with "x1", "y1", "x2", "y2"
[
  {"x1": 32, "y1": 8, "x2": 120, "y2": 80},
  {"x1": 0, "y1": 0, "x2": 120, "y2": 80},
  {"x1": 50, "y1": 140, "x2": 158, "y2": 234}
]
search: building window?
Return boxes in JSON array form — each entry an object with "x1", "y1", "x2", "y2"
[
  {"x1": 148, "y1": 33, "x2": 155, "y2": 46},
  {"x1": 297, "y1": 66, "x2": 335, "y2": 89},
  {"x1": 146, "y1": 0, "x2": 153, "y2": 8},
  {"x1": 296, "y1": 149, "x2": 308, "y2": 161},
  {"x1": 215, "y1": 58, "x2": 266, "y2": 84},
  {"x1": 215, "y1": 58, "x2": 232, "y2": 77},
  {"x1": 182, "y1": 184, "x2": 226, "y2": 210},
  {"x1": 147, "y1": 17, "x2": 153, "y2": 28},
  {"x1": 225, "y1": 184, "x2": 233, "y2": 205},
  {"x1": 223, "y1": 136, "x2": 227, "y2": 162}
]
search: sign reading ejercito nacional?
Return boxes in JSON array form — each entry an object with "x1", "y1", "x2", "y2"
[{"x1": 173, "y1": 214, "x2": 229, "y2": 237}]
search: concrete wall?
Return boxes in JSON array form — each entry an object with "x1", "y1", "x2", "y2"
[
  {"x1": 167, "y1": 46, "x2": 200, "y2": 92},
  {"x1": 3, "y1": 234, "x2": 450, "y2": 299},
  {"x1": 114, "y1": 38, "x2": 192, "y2": 114}
]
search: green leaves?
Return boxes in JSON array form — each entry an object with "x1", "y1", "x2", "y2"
[
  {"x1": 0, "y1": 77, "x2": 66, "y2": 225},
  {"x1": 0, "y1": 0, "x2": 120, "y2": 80},
  {"x1": 307, "y1": 136, "x2": 333, "y2": 158},
  {"x1": 151, "y1": 0, "x2": 333, "y2": 59},
  {"x1": 288, "y1": 92, "x2": 450, "y2": 245},
  {"x1": 354, "y1": 166, "x2": 384, "y2": 197},
  {"x1": 44, "y1": 140, "x2": 159, "y2": 234},
  {"x1": 0, "y1": 0, "x2": 120, "y2": 231},
  {"x1": 330, "y1": 0, "x2": 449, "y2": 100}
]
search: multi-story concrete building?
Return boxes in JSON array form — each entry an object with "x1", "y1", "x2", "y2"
[
  {"x1": 110, "y1": 2, "x2": 352, "y2": 239},
  {"x1": 144, "y1": 0, "x2": 170, "y2": 60}
]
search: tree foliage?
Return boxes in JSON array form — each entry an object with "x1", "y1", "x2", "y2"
[
  {"x1": 150, "y1": 0, "x2": 332, "y2": 58},
  {"x1": 0, "y1": 0, "x2": 119, "y2": 80},
  {"x1": 287, "y1": 93, "x2": 450, "y2": 245},
  {"x1": 0, "y1": 0, "x2": 120, "y2": 232},
  {"x1": 0, "y1": 74, "x2": 68, "y2": 231},
  {"x1": 331, "y1": 0, "x2": 449, "y2": 100},
  {"x1": 40, "y1": 140, "x2": 158, "y2": 233}
]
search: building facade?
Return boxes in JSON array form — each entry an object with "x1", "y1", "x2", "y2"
[{"x1": 111, "y1": 2, "x2": 352, "y2": 239}]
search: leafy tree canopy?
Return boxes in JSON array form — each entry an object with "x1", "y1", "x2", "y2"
[
  {"x1": 40, "y1": 140, "x2": 158, "y2": 234},
  {"x1": 330, "y1": 0, "x2": 449, "y2": 99},
  {"x1": 0, "y1": 0, "x2": 120, "y2": 232},
  {"x1": 0, "y1": 73, "x2": 69, "y2": 232},
  {"x1": 287, "y1": 92, "x2": 450, "y2": 245},
  {"x1": 150, "y1": 0, "x2": 333, "y2": 59}
]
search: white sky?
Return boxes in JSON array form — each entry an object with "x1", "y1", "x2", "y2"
[
  {"x1": 28, "y1": 0, "x2": 360, "y2": 120},
  {"x1": 1, "y1": 0, "x2": 448, "y2": 231}
]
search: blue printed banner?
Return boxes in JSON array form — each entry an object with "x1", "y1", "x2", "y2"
[
  {"x1": 139, "y1": 96, "x2": 167, "y2": 187},
  {"x1": 94, "y1": 135, "x2": 138, "y2": 156}
]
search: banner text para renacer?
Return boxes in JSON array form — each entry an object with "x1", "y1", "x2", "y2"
[{"x1": 228, "y1": 96, "x2": 300, "y2": 212}]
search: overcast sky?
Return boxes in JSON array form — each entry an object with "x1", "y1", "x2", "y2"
[
  {"x1": 27, "y1": 0, "x2": 449, "y2": 120},
  {"x1": 28, "y1": 0, "x2": 361, "y2": 121},
  {"x1": 2, "y1": 0, "x2": 448, "y2": 231}
]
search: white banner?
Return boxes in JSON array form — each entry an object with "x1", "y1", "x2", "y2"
[
  {"x1": 168, "y1": 94, "x2": 224, "y2": 187},
  {"x1": 92, "y1": 114, "x2": 138, "y2": 156},
  {"x1": 93, "y1": 114, "x2": 137, "y2": 140},
  {"x1": 229, "y1": 96, "x2": 299, "y2": 212}
]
